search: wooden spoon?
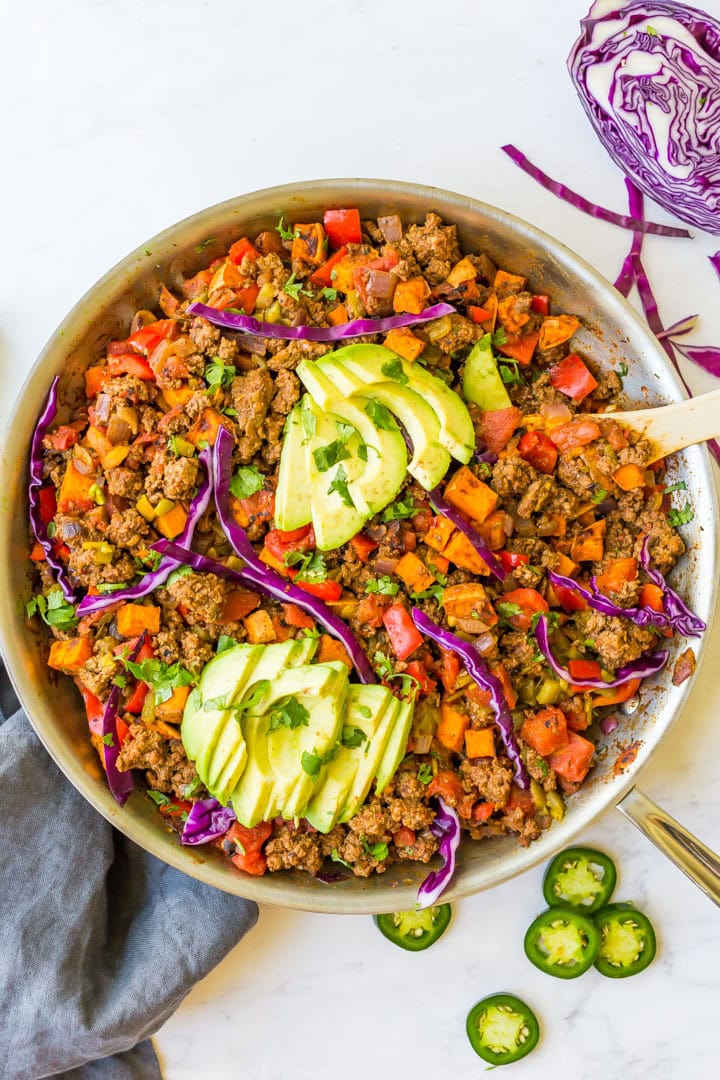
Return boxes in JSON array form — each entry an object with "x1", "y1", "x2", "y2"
[{"x1": 589, "y1": 387, "x2": 720, "y2": 463}]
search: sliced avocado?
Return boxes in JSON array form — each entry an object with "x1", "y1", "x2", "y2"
[
  {"x1": 349, "y1": 381, "x2": 451, "y2": 491},
  {"x1": 462, "y1": 335, "x2": 511, "y2": 411},
  {"x1": 260, "y1": 661, "x2": 349, "y2": 822},
  {"x1": 338, "y1": 694, "x2": 404, "y2": 824},
  {"x1": 374, "y1": 698, "x2": 415, "y2": 794},
  {"x1": 302, "y1": 395, "x2": 368, "y2": 549},
  {"x1": 275, "y1": 404, "x2": 313, "y2": 531},
  {"x1": 319, "y1": 344, "x2": 476, "y2": 464},
  {"x1": 296, "y1": 366, "x2": 407, "y2": 516},
  {"x1": 304, "y1": 684, "x2": 396, "y2": 833},
  {"x1": 181, "y1": 643, "x2": 265, "y2": 789}
]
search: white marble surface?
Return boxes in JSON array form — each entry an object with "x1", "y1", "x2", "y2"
[{"x1": 3, "y1": 1, "x2": 720, "y2": 1077}]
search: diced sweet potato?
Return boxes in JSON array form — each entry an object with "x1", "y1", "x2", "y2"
[
  {"x1": 464, "y1": 728, "x2": 496, "y2": 759},
  {"x1": 317, "y1": 634, "x2": 353, "y2": 669},
  {"x1": 116, "y1": 604, "x2": 161, "y2": 637},
  {"x1": 436, "y1": 702, "x2": 470, "y2": 753},
  {"x1": 423, "y1": 516, "x2": 456, "y2": 553},
  {"x1": 394, "y1": 552, "x2": 435, "y2": 594},
  {"x1": 243, "y1": 609, "x2": 276, "y2": 644},
  {"x1": 57, "y1": 461, "x2": 96, "y2": 514},
  {"x1": 393, "y1": 277, "x2": 430, "y2": 315},
  {"x1": 48, "y1": 637, "x2": 93, "y2": 673},
  {"x1": 384, "y1": 326, "x2": 425, "y2": 362},
  {"x1": 442, "y1": 532, "x2": 490, "y2": 574},
  {"x1": 443, "y1": 467, "x2": 498, "y2": 524}
]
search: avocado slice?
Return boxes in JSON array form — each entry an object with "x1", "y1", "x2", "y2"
[
  {"x1": 275, "y1": 404, "x2": 313, "y2": 531},
  {"x1": 301, "y1": 395, "x2": 368, "y2": 549},
  {"x1": 181, "y1": 644, "x2": 265, "y2": 798},
  {"x1": 374, "y1": 698, "x2": 415, "y2": 794},
  {"x1": 257, "y1": 661, "x2": 349, "y2": 823},
  {"x1": 338, "y1": 694, "x2": 405, "y2": 824},
  {"x1": 318, "y1": 344, "x2": 476, "y2": 464},
  {"x1": 462, "y1": 335, "x2": 512, "y2": 412},
  {"x1": 304, "y1": 684, "x2": 396, "y2": 833},
  {"x1": 349, "y1": 382, "x2": 451, "y2": 491}
]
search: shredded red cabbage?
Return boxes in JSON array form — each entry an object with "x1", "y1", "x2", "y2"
[
  {"x1": 429, "y1": 487, "x2": 506, "y2": 583},
  {"x1": 613, "y1": 179, "x2": 645, "y2": 297},
  {"x1": 501, "y1": 144, "x2": 690, "y2": 237},
  {"x1": 569, "y1": 2, "x2": 720, "y2": 234},
  {"x1": 181, "y1": 797, "x2": 236, "y2": 846},
  {"x1": 187, "y1": 301, "x2": 456, "y2": 342},
  {"x1": 534, "y1": 614, "x2": 668, "y2": 688},
  {"x1": 417, "y1": 797, "x2": 461, "y2": 909},
  {"x1": 28, "y1": 378, "x2": 77, "y2": 602},
  {"x1": 711, "y1": 252, "x2": 720, "y2": 280},
  {"x1": 411, "y1": 609, "x2": 529, "y2": 788},
  {"x1": 76, "y1": 447, "x2": 213, "y2": 615},
  {"x1": 103, "y1": 632, "x2": 147, "y2": 805},
  {"x1": 151, "y1": 540, "x2": 250, "y2": 584},
  {"x1": 669, "y1": 340, "x2": 720, "y2": 378},
  {"x1": 657, "y1": 314, "x2": 699, "y2": 340},
  {"x1": 639, "y1": 537, "x2": 706, "y2": 637}
]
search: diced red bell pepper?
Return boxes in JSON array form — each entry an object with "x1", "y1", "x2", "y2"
[
  {"x1": 349, "y1": 533, "x2": 379, "y2": 563},
  {"x1": 553, "y1": 583, "x2": 588, "y2": 612},
  {"x1": 549, "y1": 731, "x2": 595, "y2": 783},
  {"x1": 107, "y1": 354, "x2": 155, "y2": 381},
  {"x1": 295, "y1": 580, "x2": 343, "y2": 602},
  {"x1": 228, "y1": 237, "x2": 259, "y2": 265},
  {"x1": 439, "y1": 649, "x2": 461, "y2": 693},
  {"x1": 116, "y1": 717, "x2": 131, "y2": 747},
  {"x1": 223, "y1": 821, "x2": 273, "y2": 875},
  {"x1": 127, "y1": 319, "x2": 177, "y2": 356},
  {"x1": 498, "y1": 550, "x2": 529, "y2": 572},
  {"x1": 497, "y1": 329, "x2": 539, "y2": 366},
  {"x1": 405, "y1": 660, "x2": 437, "y2": 695},
  {"x1": 310, "y1": 245, "x2": 348, "y2": 287},
  {"x1": 496, "y1": 588, "x2": 549, "y2": 631},
  {"x1": 427, "y1": 769, "x2": 464, "y2": 806},
  {"x1": 264, "y1": 524, "x2": 315, "y2": 564},
  {"x1": 38, "y1": 485, "x2": 57, "y2": 526},
  {"x1": 518, "y1": 431, "x2": 558, "y2": 474},
  {"x1": 567, "y1": 659, "x2": 602, "y2": 682},
  {"x1": 549, "y1": 353, "x2": 599, "y2": 404},
  {"x1": 468, "y1": 305, "x2": 492, "y2": 325},
  {"x1": 45, "y1": 425, "x2": 79, "y2": 452},
  {"x1": 323, "y1": 208, "x2": 362, "y2": 248},
  {"x1": 382, "y1": 602, "x2": 423, "y2": 661},
  {"x1": 125, "y1": 681, "x2": 149, "y2": 715},
  {"x1": 79, "y1": 686, "x2": 105, "y2": 735},
  {"x1": 159, "y1": 798, "x2": 193, "y2": 819},
  {"x1": 530, "y1": 294, "x2": 550, "y2": 315}
]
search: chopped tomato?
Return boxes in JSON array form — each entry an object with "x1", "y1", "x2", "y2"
[
  {"x1": 548, "y1": 419, "x2": 601, "y2": 453},
  {"x1": 107, "y1": 354, "x2": 155, "y2": 381},
  {"x1": 323, "y1": 208, "x2": 362, "y2": 248},
  {"x1": 281, "y1": 604, "x2": 316, "y2": 629},
  {"x1": 349, "y1": 533, "x2": 379, "y2": 562},
  {"x1": 427, "y1": 769, "x2": 464, "y2": 807},
  {"x1": 382, "y1": 602, "x2": 423, "y2": 661},
  {"x1": 228, "y1": 237, "x2": 259, "y2": 265},
  {"x1": 496, "y1": 588, "x2": 549, "y2": 631},
  {"x1": 498, "y1": 550, "x2": 530, "y2": 572},
  {"x1": 520, "y1": 707, "x2": 569, "y2": 756},
  {"x1": 518, "y1": 430, "x2": 558, "y2": 474},
  {"x1": 550, "y1": 353, "x2": 599, "y2": 404},
  {"x1": 497, "y1": 329, "x2": 539, "y2": 366},
  {"x1": 405, "y1": 660, "x2": 437, "y2": 695},
  {"x1": 530, "y1": 294, "x2": 550, "y2": 315},
  {"x1": 38, "y1": 485, "x2": 57, "y2": 526},
  {"x1": 549, "y1": 731, "x2": 595, "y2": 783},
  {"x1": 481, "y1": 407, "x2": 523, "y2": 454},
  {"x1": 506, "y1": 784, "x2": 536, "y2": 816},
  {"x1": 310, "y1": 245, "x2": 348, "y2": 287},
  {"x1": 392, "y1": 827, "x2": 416, "y2": 849},
  {"x1": 224, "y1": 821, "x2": 272, "y2": 875},
  {"x1": 568, "y1": 659, "x2": 602, "y2": 682},
  {"x1": 264, "y1": 524, "x2": 315, "y2": 564}
]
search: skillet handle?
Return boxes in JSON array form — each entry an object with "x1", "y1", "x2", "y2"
[{"x1": 617, "y1": 787, "x2": 720, "y2": 907}]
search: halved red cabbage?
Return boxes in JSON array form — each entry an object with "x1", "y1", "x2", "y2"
[
  {"x1": 417, "y1": 797, "x2": 461, "y2": 909},
  {"x1": 534, "y1": 614, "x2": 668, "y2": 688},
  {"x1": 181, "y1": 797, "x2": 236, "y2": 846},
  {"x1": 501, "y1": 144, "x2": 689, "y2": 237},
  {"x1": 102, "y1": 632, "x2": 147, "y2": 805},
  {"x1": 187, "y1": 301, "x2": 456, "y2": 342},
  {"x1": 28, "y1": 377, "x2": 77, "y2": 602},
  {"x1": 568, "y1": 2, "x2": 720, "y2": 234},
  {"x1": 411, "y1": 609, "x2": 529, "y2": 788},
  {"x1": 76, "y1": 447, "x2": 213, "y2": 615},
  {"x1": 429, "y1": 487, "x2": 506, "y2": 582}
]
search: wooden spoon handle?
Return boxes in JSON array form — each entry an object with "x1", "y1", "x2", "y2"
[{"x1": 592, "y1": 387, "x2": 720, "y2": 460}]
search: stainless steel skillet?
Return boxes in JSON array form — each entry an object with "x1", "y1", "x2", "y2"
[{"x1": 1, "y1": 178, "x2": 718, "y2": 913}]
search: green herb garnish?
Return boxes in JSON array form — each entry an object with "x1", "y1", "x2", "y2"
[
  {"x1": 327, "y1": 464, "x2": 355, "y2": 508},
  {"x1": 26, "y1": 588, "x2": 78, "y2": 632},
  {"x1": 381, "y1": 359, "x2": 409, "y2": 385},
  {"x1": 366, "y1": 576, "x2": 399, "y2": 596},
  {"x1": 229, "y1": 465, "x2": 265, "y2": 499},
  {"x1": 364, "y1": 399, "x2": 398, "y2": 430},
  {"x1": 341, "y1": 725, "x2": 367, "y2": 749},
  {"x1": 668, "y1": 504, "x2": 694, "y2": 527},
  {"x1": 313, "y1": 440, "x2": 351, "y2": 473},
  {"x1": 381, "y1": 495, "x2": 416, "y2": 522}
]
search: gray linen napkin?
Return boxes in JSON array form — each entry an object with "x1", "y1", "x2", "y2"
[{"x1": 0, "y1": 667, "x2": 259, "y2": 1079}]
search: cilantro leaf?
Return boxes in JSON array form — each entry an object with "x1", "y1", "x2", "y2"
[
  {"x1": 268, "y1": 695, "x2": 310, "y2": 732},
  {"x1": 327, "y1": 464, "x2": 355, "y2": 508},
  {"x1": 417, "y1": 763, "x2": 433, "y2": 785},
  {"x1": 373, "y1": 651, "x2": 395, "y2": 680},
  {"x1": 97, "y1": 582, "x2": 130, "y2": 594},
  {"x1": 361, "y1": 838, "x2": 389, "y2": 861},
  {"x1": 380, "y1": 359, "x2": 409, "y2": 385},
  {"x1": 204, "y1": 359, "x2": 236, "y2": 389},
  {"x1": 664, "y1": 480, "x2": 688, "y2": 494},
  {"x1": 491, "y1": 327, "x2": 508, "y2": 347},
  {"x1": 410, "y1": 583, "x2": 445, "y2": 603},
  {"x1": 336, "y1": 421, "x2": 356, "y2": 443},
  {"x1": 313, "y1": 440, "x2": 351, "y2": 473},
  {"x1": 301, "y1": 404, "x2": 317, "y2": 439},
  {"x1": 330, "y1": 848, "x2": 353, "y2": 870},
  {"x1": 382, "y1": 495, "x2": 416, "y2": 522},
  {"x1": 301, "y1": 749, "x2": 322, "y2": 779},
  {"x1": 229, "y1": 465, "x2": 264, "y2": 499},
  {"x1": 284, "y1": 550, "x2": 328, "y2": 583},
  {"x1": 320, "y1": 286, "x2": 338, "y2": 302},
  {"x1": 668, "y1": 504, "x2": 694, "y2": 527},
  {"x1": 121, "y1": 657, "x2": 194, "y2": 704},
  {"x1": 283, "y1": 272, "x2": 313, "y2": 301},
  {"x1": 364, "y1": 399, "x2": 398, "y2": 431},
  {"x1": 531, "y1": 609, "x2": 559, "y2": 633},
  {"x1": 341, "y1": 725, "x2": 367, "y2": 749},
  {"x1": 496, "y1": 601, "x2": 522, "y2": 619},
  {"x1": 102, "y1": 733, "x2": 114, "y2": 747},
  {"x1": 216, "y1": 634, "x2": 237, "y2": 655},
  {"x1": 617, "y1": 362, "x2": 628, "y2": 379},
  {"x1": 26, "y1": 588, "x2": 78, "y2": 632},
  {"x1": 147, "y1": 790, "x2": 172, "y2": 807},
  {"x1": 499, "y1": 360, "x2": 522, "y2": 386},
  {"x1": 275, "y1": 216, "x2": 297, "y2": 243},
  {"x1": 366, "y1": 576, "x2": 399, "y2": 596},
  {"x1": 183, "y1": 777, "x2": 204, "y2": 798}
]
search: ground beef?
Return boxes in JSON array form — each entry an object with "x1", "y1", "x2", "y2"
[
  {"x1": 116, "y1": 726, "x2": 197, "y2": 796},
  {"x1": 231, "y1": 369, "x2": 274, "y2": 462},
  {"x1": 272, "y1": 369, "x2": 300, "y2": 415},
  {"x1": 261, "y1": 415, "x2": 285, "y2": 466},
  {"x1": 106, "y1": 508, "x2": 150, "y2": 550},
  {"x1": 431, "y1": 313, "x2": 480, "y2": 354},
  {"x1": 163, "y1": 455, "x2": 199, "y2": 501},
  {"x1": 67, "y1": 545, "x2": 137, "y2": 588},
  {"x1": 188, "y1": 316, "x2": 221, "y2": 353},
  {"x1": 166, "y1": 572, "x2": 228, "y2": 638},
  {"x1": 104, "y1": 375, "x2": 156, "y2": 406},
  {"x1": 468, "y1": 252, "x2": 497, "y2": 284},
  {"x1": 637, "y1": 508, "x2": 686, "y2": 572},
  {"x1": 557, "y1": 457, "x2": 593, "y2": 499},
  {"x1": 492, "y1": 454, "x2": 537, "y2": 498},
  {"x1": 405, "y1": 211, "x2": 460, "y2": 281},
  {"x1": 106, "y1": 467, "x2": 143, "y2": 500},
  {"x1": 579, "y1": 610, "x2": 658, "y2": 669},
  {"x1": 524, "y1": 747, "x2": 558, "y2": 791},
  {"x1": 499, "y1": 630, "x2": 544, "y2": 676},
  {"x1": 264, "y1": 339, "x2": 331, "y2": 371},
  {"x1": 75, "y1": 637, "x2": 119, "y2": 699},
  {"x1": 517, "y1": 476, "x2": 554, "y2": 518},
  {"x1": 181, "y1": 631, "x2": 214, "y2": 673},
  {"x1": 265, "y1": 824, "x2": 324, "y2": 875},
  {"x1": 460, "y1": 758, "x2": 514, "y2": 806}
]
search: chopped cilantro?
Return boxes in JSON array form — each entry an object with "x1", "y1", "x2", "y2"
[
  {"x1": 476, "y1": 461, "x2": 492, "y2": 478},
  {"x1": 46, "y1": 521, "x2": 57, "y2": 538},
  {"x1": 166, "y1": 565, "x2": 193, "y2": 586},
  {"x1": 121, "y1": 657, "x2": 194, "y2": 705},
  {"x1": 327, "y1": 464, "x2": 355, "y2": 508},
  {"x1": 320, "y1": 286, "x2": 338, "y2": 302},
  {"x1": 283, "y1": 272, "x2": 313, "y2": 301},
  {"x1": 381, "y1": 494, "x2": 416, "y2": 522},
  {"x1": 223, "y1": 406, "x2": 239, "y2": 419},
  {"x1": 330, "y1": 848, "x2": 353, "y2": 870},
  {"x1": 364, "y1": 399, "x2": 398, "y2": 430},
  {"x1": 284, "y1": 549, "x2": 328, "y2": 583},
  {"x1": 301, "y1": 403, "x2": 317, "y2": 438},
  {"x1": 664, "y1": 480, "x2": 688, "y2": 494},
  {"x1": 229, "y1": 465, "x2": 264, "y2": 499},
  {"x1": 499, "y1": 360, "x2": 523, "y2": 386},
  {"x1": 341, "y1": 725, "x2": 367, "y2": 749},
  {"x1": 102, "y1": 733, "x2": 114, "y2": 747},
  {"x1": 268, "y1": 695, "x2": 310, "y2": 732},
  {"x1": 26, "y1": 588, "x2": 78, "y2": 632},
  {"x1": 591, "y1": 488, "x2": 609, "y2": 504},
  {"x1": 388, "y1": 672, "x2": 420, "y2": 698},
  {"x1": 361, "y1": 839, "x2": 389, "y2": 861},
  {"x1": 301, "y1": 625, "x2": 321, "y2": 639},
  {"x1": 183, "y1": 777, "x2": 204, "y2": 798},
  {"x1": 275, "y1": 216, "x2": 297, "y2": 243},
  {"x1": 373, "y1": 651, "x2": 395, "y2": 680},
  {"x1": 113, "y1": 674, "x2": 127, "y2": 689},
  {"x1": 216, "y1": 634, "x2": 237, "y2": 655},
  {"x1": 205, "y1": 358, "x2": 236, "y2": 389},
  {"x1": 496, "y1": 601, "x2": 522, "y2": 620},
  {"x1": 301, "y1": 749, "x2": 322, "y2": 779},
  {"x1": 417, "y1": 763, "x2": 433, "y2": 785},
  {"x1": 147, "y1": 790, "x2": 172, "y2": 807},
  {"x1": 617, "y1": 362, "x2": 628, "y2": 379},
  {"x1": 491, "y1": 327, "x2": 508, "y2": 347},
  {"x1": 313, "y1": 440, "x2": 351, "y2": 473},
  {"x1": 668, "y1": 504, "x2": 694, "y2": 527},
  {"x1": 194, "y1": 237, "x2": 217, "y2": 253},
  {"x1": 366, "y1": 576, "x2": 399, "y2": 596},
  {"x1": 380, "y1": 359, "x2": 409, "y2": 385},
  {"x1": 336, "y1": 421, "x2": 356, "y2": 443},
  {"x1": 410, "y1": 583, "x2": 445, "y2": 603},
  {"x1": 531, "y1": 610, "x2": 560, "y2": 633}
]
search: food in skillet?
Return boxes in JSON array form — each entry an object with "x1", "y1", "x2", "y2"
[{"x1": 26, "y1": 206, "x2": 705, "y2": 896}]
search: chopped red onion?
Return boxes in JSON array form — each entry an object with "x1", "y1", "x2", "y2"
[{"x1": 600, "y1": 715, "x2": 619, "y2": 735}]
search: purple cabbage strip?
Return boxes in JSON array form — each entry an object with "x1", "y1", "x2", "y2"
[
  {"x1": 76, "y1": 447, "x2": 214, "y2": 615},
  {"x1": 501, "y1": 144, "x2": 690, "y2": 237},
  {"x1": 670, "y1": 340, "x2": 720, "y2": 378},
  {"x1": 187, "y1": 301, "x2": 456, "y2": 343},
  {"x1": 28, "y1": 377, "x2": 77, "y2": 602},
  {"x1": 639, "y1": 538, "x2": 706, "y2": 637},
  {"x1": 151, "y1": 540, "x2": 252, "y2": 585},
  {"x1": 417, "y1": 797, "x2": 461, "y2": 909},
  {"x1": 181, "y1": 797, "x2": 237, "y2": 846},
  {"x1": 102, "y1": 632, "x2": 147, "y2": 805},
  {"x1": 411, "y1": 608, "x2": 528, "y2": 789},
  {"x1": 429, "y1": 486, "x2": 506, "y2": 583},
  {"x1": 711, "y1": 253, "x2": 720, "y2": 281},
  {"x1": 657, "y1": 314, "x2": 699, "y2": 341},
  {"x1": 534, "y1": 614, "x2": 668, "y2": 689},
  {"x1": 613, "y1": 179, "x2": 645, "y2": 297}
]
